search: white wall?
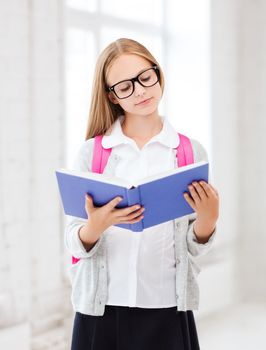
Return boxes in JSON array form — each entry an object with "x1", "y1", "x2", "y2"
[
  {"x1": 236, "y1": 0, "x2": 266, "y2": 302},
  {"x1": 0, "y1": 1, "x2": 73, "y2": 349}
]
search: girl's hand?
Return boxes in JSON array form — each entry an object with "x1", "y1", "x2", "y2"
[
  {"x1": 78, "y1": 194, "x2": 145, "y2": 251},
  {"x1": 85, "y1": 194, "x2": 145, "y2": 236},
  {"x1": 184, "y1": 181, "x2": 219, "y2": 224}
]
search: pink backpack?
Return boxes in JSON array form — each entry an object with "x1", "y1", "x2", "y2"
[{"x1": 72, "y1": 132, "x2": 194, "y2": 264}]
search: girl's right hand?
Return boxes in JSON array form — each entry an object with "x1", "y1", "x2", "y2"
[{"x1": 84, "y1": 194, "x2": 145, "y2": 237}]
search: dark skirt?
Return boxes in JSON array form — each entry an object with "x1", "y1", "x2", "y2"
[{"x1": 71, "y1": 305, "x2": 200, "y2": 350}]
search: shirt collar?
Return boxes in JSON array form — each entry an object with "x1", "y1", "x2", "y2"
[{"x1": 102, "y1": 115, "x2": 180, "y2": 149}]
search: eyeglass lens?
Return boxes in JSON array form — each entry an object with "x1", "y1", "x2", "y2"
[{"x1": 114, "y1": 68, "x2": 158, "y2": 99}]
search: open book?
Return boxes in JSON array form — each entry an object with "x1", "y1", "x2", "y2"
[{"x1": 55, "y1": 161, "x2": 209, "y2": 232}]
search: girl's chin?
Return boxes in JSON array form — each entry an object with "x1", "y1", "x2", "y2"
[{"x1": 132, "y1": 109, "x2": 158, "y2": 118}]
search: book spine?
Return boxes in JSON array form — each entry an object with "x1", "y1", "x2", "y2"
[{"x1": 127, "y1": 187, "x2": 143, "y2": 232}]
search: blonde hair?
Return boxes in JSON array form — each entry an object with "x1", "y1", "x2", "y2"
[{"x1": 85, "y1": 38, "x2": 165, "y2": 140}]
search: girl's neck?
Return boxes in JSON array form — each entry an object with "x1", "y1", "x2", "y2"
[{"x1": 121, "y1": 112, "x2": 163, "y2": 141}]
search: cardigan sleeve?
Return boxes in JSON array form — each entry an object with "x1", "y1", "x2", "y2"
[
  {"x1": 64, "y1": 138, "x2": 105, "y2": 259},
  {"x1": 186, "y1": 138, "x2": 218, "y2": 257}
]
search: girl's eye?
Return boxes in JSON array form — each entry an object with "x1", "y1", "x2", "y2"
[
  {"x1": 117, "y1": 82, "x2": 131, "y2": 92},
  {"x1": 140, "y1": 75, "x2": 151, "y2": 82},
  {"x1": 119, "y1": 86, "x2": 130, "y2": 92}
]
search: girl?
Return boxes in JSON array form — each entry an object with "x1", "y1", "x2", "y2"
[{"x1": 65, "y1": 38, "x2": 219, "y2": 350}]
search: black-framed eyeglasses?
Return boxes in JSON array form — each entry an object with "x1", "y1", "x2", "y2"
[{"x1": 106, "y1": 65, "x2": 160, "y2": 99}]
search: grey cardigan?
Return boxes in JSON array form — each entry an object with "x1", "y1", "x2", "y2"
[{"x1": 64, "y1": 138, "x2": 217, "y2": 316}]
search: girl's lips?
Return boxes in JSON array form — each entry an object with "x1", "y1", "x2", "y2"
[{"x1": 136, "y1": 97, "x2": 152, "y2": 106}]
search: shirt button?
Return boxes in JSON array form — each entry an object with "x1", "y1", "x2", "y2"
[
  {"x1": 101, "y1": 265, "x2": 105, "y2": 269},
  {"x1": 99, "y1": 301, "x2": 102, "y2": 305},
  {"x1": 176, "y1": 294, "x2": 179, "y2": 299},
  {"x1": 176, "y1": 258, "x2": 180, "y2": 264}
]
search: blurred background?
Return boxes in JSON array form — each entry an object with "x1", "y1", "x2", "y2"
[{"x1": 0, "y1": 0, "x2": 265, "y2": 349}]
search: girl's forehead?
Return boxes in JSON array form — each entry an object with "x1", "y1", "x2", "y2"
[{"x1": 107, "y1": 54, "x2": 151, "y2": 84}]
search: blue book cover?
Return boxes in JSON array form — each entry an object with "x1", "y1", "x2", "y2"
[{"x1": 55, "y1": 161, "x2": 209, "y2": 232}]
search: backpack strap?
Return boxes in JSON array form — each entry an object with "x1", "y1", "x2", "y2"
[
  {"x1": 72, "y1": 132, "x2": 193, "y2": 264},
  {"x1": 176, "y1": 133, "x2": 194, "y2": 166},
  {"x1": 92, "y1": 135, "x2": 112, "y2": 173}
]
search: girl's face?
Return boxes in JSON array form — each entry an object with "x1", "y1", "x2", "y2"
[{"x1": 106, "y1": 54, "x2": 162, "y2": 116}]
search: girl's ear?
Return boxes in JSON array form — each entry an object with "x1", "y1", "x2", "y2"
[{"x1": 108, "y1": 92, "x2": 119, "y2": 105}]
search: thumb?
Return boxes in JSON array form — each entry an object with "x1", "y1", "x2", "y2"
[{"x1": 85, "y1": 193, "x2": 94, "y2": 212}]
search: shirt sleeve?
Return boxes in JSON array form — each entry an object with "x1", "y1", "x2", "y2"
[
  {"x1": 186, "y1": 138, "x2": 218, "y2": 257},
  {"x1": 64, "y1": 138, "x2": 104, "y2": 259}
]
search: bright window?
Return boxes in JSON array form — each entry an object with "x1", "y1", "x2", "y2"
[
  {"x1": 66, "y1": 0, "x2": 97, "y2": 12},
  {"x1": 101, "y1": 0, "x2": 163, "y2": 25}
]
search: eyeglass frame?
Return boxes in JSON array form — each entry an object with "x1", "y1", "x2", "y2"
[{"x1": 105, "y1": 65, "x2": 160, "y2": 99}]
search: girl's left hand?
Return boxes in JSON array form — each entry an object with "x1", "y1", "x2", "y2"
[{"x1": 184, "y1": 181, "x2": 219, "y2": 223}]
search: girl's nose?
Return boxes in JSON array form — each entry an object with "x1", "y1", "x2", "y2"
[{"x1": 134, "y1": 81, "x2": 146, "y2": 96}]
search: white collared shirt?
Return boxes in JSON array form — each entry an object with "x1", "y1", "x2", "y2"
[
  {"x1": 65, "y1": 117, "x2": 217, "y2": 315},
  {"x1": 100, "y1": 115, "x2": 180, "y2": 308}
]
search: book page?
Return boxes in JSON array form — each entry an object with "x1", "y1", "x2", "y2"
[
  {"x1": 132, "y1": 160, "x2": 208, "y2": 187},
  {"x1": 57, "y1": 168, "x2": 133, "y2": 189}
]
